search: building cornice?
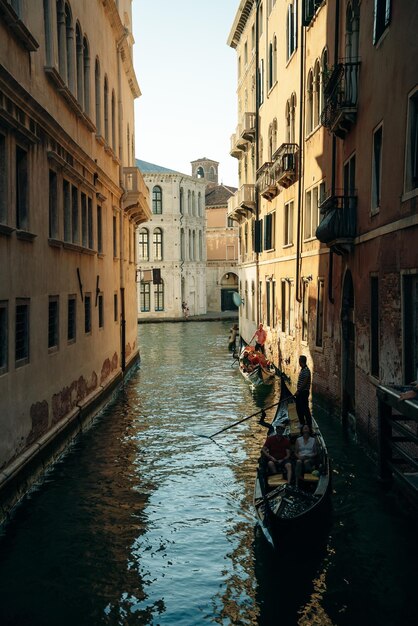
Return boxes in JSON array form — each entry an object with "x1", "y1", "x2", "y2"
[{"x1": 227, "y1": 0, "x2": 255, "y2": 49}]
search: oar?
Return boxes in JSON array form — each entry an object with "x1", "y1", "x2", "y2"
[{"x1": 202, "y1": 398, "x2": 287, "y2": 440}]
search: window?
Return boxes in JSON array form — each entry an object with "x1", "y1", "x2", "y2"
[
  {"x1": 302, "y1": 281, "x2": 309, "y2": 342},
  {"x1": 154, "y1": 282, "x2": 164, "y2": 312},
  {"x1": 81, "y1": 192, "x2": 87, "y2": 247},
  {"x1": 111, "y1": 90, "x2": 116, "y2": 151},
  {"x1": 244, "y1": 41, "x2": 248, "y2": 66},
  {"x1": 313, "y1": 61, "x2": 321, "y2": 128},
  {"x1": 259, "y1": 3, "x2": 263, "y2": 37},
  {"x1": 373, "y1": 0, "x2": 391, "y2": 45},
  {"x1": 402, "y1": 274, "x2": 418, "y2": 383},
  {"x1": 180, "y1": 187, "x2": 184, "y2": 214},
  {"x1": 48, "y1": 296, "x2": 59, "y2": 350},
  {"x1": 84, "y1": 294, "x2": 91, "y2": 333},
  {"x1": 268, "y1": 41, "x2": 274, "y2": 90},
  {"x1": 370, "y1": 276, "x2": 379, "y2": 377},
  {"x1": 88, "y1": 197, "x2": 93, "y2": 248},
  {"x1": 76, "y1": 23, "x2": 83, "y2": 105},
  {"x1": 15, "y1": 299, "x2": 29, "y2": 366},
  {"x1": 344, "y1": 154, "x2": 356, "y2": 198},
  {"x1": 49, "y1": 170, "x2": 58, "y2": 238},
  {"x1": 83, "y1": 37, "x2": 90, "y2": 114},
  {"x1": 272, "y1": 281, "x2": 276, "y2": 328},
  {"x1": 140, "y1": 282, "x2": 150, "y2": 312},
  {"x1": 304, "y1": 187, "x2": 319, "y2": 240},
  {"x1": 95, "y1": 58, "x2": 101, "y2": 134},
  {"x1": 321, "y1": 48, "x2": 328, "y2": 115},
  {"x1": 284, "y1": 200, "x2": 294, "y2": 246},
  {"x1": 98, "y1": 293, "x2": 104, "y2": 328},
  {"x1": 114, "y1": 292, "x2": 118, "y2": 321},
  {"x1": 71, "y1": 185, "x2": 79, "y2": 243},
  {"x1": 287, "y1": 1, "x2": 297, "y2": 60},
  {"x1": 113, "y1": 214, "x2": 117, "y2": 257},
  {"x1": 227, "y1": 216, "x2": 234, "y2": 227},
  {"x1": 16, "y1": 145, "x2": 28, "y2": 230},
  {"x1": 97, "y1": 205, "x2": 102, "y2": 253},
  {"x1": 258, "y1": 59, "x2": 264, "y2": 105},
  {"x1": 153, "y1": 228, "x2": 163, "y2": 260},
  {"x1": 306, "y1": 71, "x2": 314, "y2": 135},
  {"x1": 138, "y1": 228, "x2": 149, "y2": 260},
  {"x1": 104, "y1": 75, "x2": 109, "y2": 142},
  {"x1": 63, "y1": 179, "x2": 71, "y2": 241},
  {"x1": 302, "y1": 0, "x2": 323, "y2": 26},
  {"x1": 0, "y1": 302, "x2": 8, "y2": 374},
  {"x1": 372, "y1": 125, "x2": 383, "y2": 211},
  {"x1": 0, "y1": 134, "x2": 6, "y2": 224},
  {"x1": 264, "y1": 212, "x2": 275, "y2": 250},
  {"x1": 266, "y1": 281, "x2": 271, "y2": 327},
  {"x1": 67, "y1": 296, "x2": 76, "y2": 342},
  {"x1": 405, "y1": 89, "x2": 418, "y2": 193},
  {"x1": 281, "y1": 280, "x2": 286, "y2": 332},
  {"x1": 316, "y1": 279, "x2": 324, "y2": 347},
  {"x1": 152, "y1": 185, "x2": 162, "y2": 214}
]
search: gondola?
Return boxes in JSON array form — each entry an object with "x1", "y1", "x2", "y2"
[
  {"x1": 254, "y1": 379, "x2": 331, "y2": 548},
  {"x1": 238, "y1": 345, "x2": 276, "y2": 393}
]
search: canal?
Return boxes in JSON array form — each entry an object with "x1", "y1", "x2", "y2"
[{"x1": 0, "y1": 321, "x2": 415, "y2": 626}]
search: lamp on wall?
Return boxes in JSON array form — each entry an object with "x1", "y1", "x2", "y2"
[{"x1": 225, "y1": 273, "x2": 230, "y2": 279}]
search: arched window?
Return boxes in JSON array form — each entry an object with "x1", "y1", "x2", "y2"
[
  {"x1": 138, "y1": 228, "x2": 149, "y2": 260},
  {"x1": 321, "y1": 48, "x2": 328, "y2": 116},
  {"x1": 268, "y1": 41, "x2": 274, "y2": 90},
  {"x1": 154, "y1": 280, "x2": 164, "y2": 311},
  {"x1": 306, "y1": 70, "x2": 314, "y2": 135},
  {"x1": 268, "y1": 123, "x2": 273, "y2": 161},
  {"x1": 153, "y1": 228, "x2": 163, "y2": 260},
  {"x1": 127, "y1": 124, "x2": 130, "y2": 166},
  {"x1": 152, "y1": 185, "x2": 162, "y2": 214},
  {"x1": 111, "y1": 89, "x2": 116, "y2": 151},
  {"x1": 180, "y1": 228, "x2": 185, "y2": 260},
  {"x1": 76, "y1": 23, "x2": 83, "y2": 105},
  {"x1": 192, "y1": 230, "x2": 196, "y2": 260},
  {"x1": 272, "y1": 118, "x2": 278, "y2": 155},
  {"x1": 95, "y1": 58, "x2": 101, "y2": 134},
  {"x1": 273, "y1": 36, "x2": 278, "y2": 84},
  {"x1": 65, "y1": 2, "x2": 74, "y2": 90},
  {"x1": 192, "y1": 191, "x2": 196, "y2": 215},
  {"x1": 209, "y1": 167, "x2": 215, "y2": 182},
  {"x1": 199, "y1": 231, "x2": 203, "y2": 260},
  {"x1": 179, "y1": 187, "x2": 184, "y2": 214},
  {"x1": 198, "y1": 192, "x2": 202, "y2": 216},
  {"x1": 56, "y1": 0, "x2": 66, "y2": 78},
  {"x1": 313, "y1": 61, "x2": 321, "y2": 128},
  {"x1": 286, "y1": 100, "x2": 291, "y2": 142},
  {"x1": 290, "y1": 93, "x2": 296, "y2": 142},
  {"x1": 187, "y1": 190, "x2": 191, "y2": 214},
  {"x1": 104, "y1": 75, "x2": 109, "y2": 142},
  {"x1": 83, "y1": 37, "x2": 90, "y2": 114},
  {"x1": 196, "y1": 167, "x2": 204, "y2": 178},
  {"x1": 188, "y1": 229, "x2": 192, "y2": 259}
]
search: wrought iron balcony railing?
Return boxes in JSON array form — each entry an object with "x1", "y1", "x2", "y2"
[
  {"x1": 227, "y1": 185, "x2": 256, "y2": 221},
  {"x1": 272, "y1": 143, "x2": 299, "y2": 188},
  {"x1": 315, "y1": 191, "x2": 357, "y2": 254},
  {"x1": 321, "y1": 60, "x2": 360, "y2": 139},
  {"x1": 256, "y1": 162, "x2": 278, "y2": 201},
  {"x1": 240, "y1": 112, "x2": 256, "y2": 142}
]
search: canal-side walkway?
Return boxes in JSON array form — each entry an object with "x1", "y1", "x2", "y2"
[{"x1": 138, "y1": 310, "x2": 238, "y2": 324}]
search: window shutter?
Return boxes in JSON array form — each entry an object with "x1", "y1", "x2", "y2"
[{"x1": 254, "y1": 219, "x2": 263, "y2": 253}]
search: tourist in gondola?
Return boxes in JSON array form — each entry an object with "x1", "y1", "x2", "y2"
[
  {"x1": 294, "y1": 355, "x2": 312, "y2": 428},
  {"x1": 261, "y1": 424, "x2": 292, "y2": 483},
  {"x1": 294, "y1": 424, "x2": 318, "y2": 488}
]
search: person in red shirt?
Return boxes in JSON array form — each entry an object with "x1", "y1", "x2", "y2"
[{"x1": 261, "y1": 424, "x2": 292, "y2": 483}]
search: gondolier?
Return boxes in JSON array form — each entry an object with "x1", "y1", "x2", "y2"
[
  {"x1": 251, "y1": 323, "x2": 267, "y2": 354},
  {"x1": 295, "y1": 355, "x2": 312, "y2": 428}
]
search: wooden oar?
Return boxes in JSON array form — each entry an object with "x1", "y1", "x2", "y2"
[{"x1": 202, "y1": 398, "x2": 289, "y2": 440}]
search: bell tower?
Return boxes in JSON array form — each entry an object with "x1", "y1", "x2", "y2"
[{"x1": 191, "y1": 157, "x2": 219, "y2": 185}]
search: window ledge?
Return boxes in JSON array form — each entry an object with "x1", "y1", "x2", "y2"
[
  {"x1": 97, "y1": 252, "x2": 105, "y2": 259},
  {"x1": 48, "y1": 237, "x2": 63, "y2": 248},
  {"x1": 0, "y1": 223, "x2": 15, "y2": 236},
  {"x1": 0, "y1": 1, "x2": 39, "y2": 51},
  {"x1": 16, "y1": 229, "x2": 36, "y2": 241},
  {"x1": 370, "y1": 207, "x2": 380, "y2": 217},
  {"x1": 63, "y1": 241, "x2": 83, "y2": 253},
  {"x1": 44, "y1": 66, "x2": 94, "y2": 132},
  {"x1": 283, "y1": 243, "x2": 293, "y2": 249},
  {"x1": 401, "y1": 188, "x2": 418, "y2": 204},
  {"x1": 96, "y1": 134, "x2": 106, "y2": 147}
]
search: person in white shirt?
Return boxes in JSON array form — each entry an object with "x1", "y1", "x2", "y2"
[{"x1": 295, "y1": 424, "x2": 317, "y2": 488}]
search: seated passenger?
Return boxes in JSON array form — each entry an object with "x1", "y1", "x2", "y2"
[
  {"x1": 261, "y1": 424, "x2": 292, "y2": 484},
  {"x1": 295, "y1": 424, "x2": 317, "y2": 487}
]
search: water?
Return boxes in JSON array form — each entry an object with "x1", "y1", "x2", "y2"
[{"x1": 0, "y1": 322, "x2": 415, "y2": 626}]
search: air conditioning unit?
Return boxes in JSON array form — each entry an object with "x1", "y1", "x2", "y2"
[{"x1": 282, "y1": 153, "x2": 295, "y2": 171}]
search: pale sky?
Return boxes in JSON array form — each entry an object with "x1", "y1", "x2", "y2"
[{"x1": 132, "y1": 0, "x2": 239, "y2": 187}]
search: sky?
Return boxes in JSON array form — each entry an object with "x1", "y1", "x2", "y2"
[{"x1": 132, "y1": 0, "x2": 239, "y2": 187}]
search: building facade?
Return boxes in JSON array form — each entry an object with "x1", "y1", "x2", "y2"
[
  {"x1": 136, "y1": 159, "x2": 207, "y2": 319},
  {"x1": 227, "y1": 0, "x2": 418, "y2": 444},
  {"x1": 192, "y1": 157, "x2": 239, "y2": 312},
  {"x1": 0, "y1": 0, "x2": 150, "y2": 511}
]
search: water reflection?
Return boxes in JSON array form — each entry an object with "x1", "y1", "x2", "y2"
[{"x1": 0, "y1": 322, "x2": 415, "y2": 626}]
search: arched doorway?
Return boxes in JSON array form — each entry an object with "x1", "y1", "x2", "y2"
[
  {"x1": 221, "y1": 272, "x2": 238, "y2": 311},
  {"x1": 341, "y1": 270, "x2": 355, "y2": 429}
]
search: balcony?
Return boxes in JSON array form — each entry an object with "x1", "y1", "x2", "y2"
[
  {"x1": 227, "y1": 185, "x2": 256, "y2": 221},
  {"x1": 321, "y1": 60, "x2": 360, "y2": 139},
  {"x1": 257, "y1": 162, "x2": 278, "y2": 201},
  {"x1": 315, "y1": 191, "x2": 357, "y2": 255},
  {"x1": 272, "y1": 143, "x2": 298, "y2": 188},
  {"x1": 230, "y1": 124, "x2": 245, "y2": 159},
  {"x1": 241, "y1": 112, "x2": 256, "y2": 142},
  {"x1": 123, "y1": 167, "x2": 151, "y2": 225}
]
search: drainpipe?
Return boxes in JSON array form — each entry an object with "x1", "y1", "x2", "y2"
[
  {"x1": 255, "y1": 0, "x2": 261, "y2": 324},
  {"x1": 328, "y1": 0, "x2": 340, "y2": 304},
  {"x1": 295, "y1": 8, "x2": 305, "y2": 303}
]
